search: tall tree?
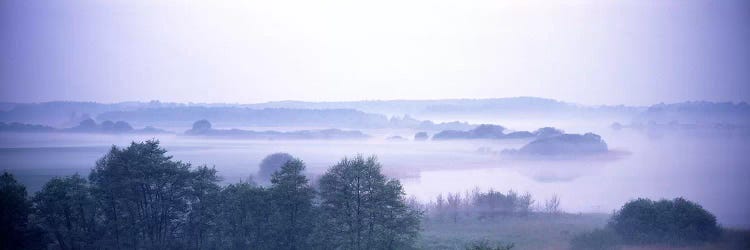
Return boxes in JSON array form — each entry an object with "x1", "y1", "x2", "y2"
[
  {"x1": 184, "y1": 166, "x2": 222, "y2": 249},
  {"x1": 269, "y1": 159, "x2": 316, "y2": 250},
  {"x1": 316, "y1": 155, "x2": 421, "y2": 250},
  {"x1": 215, "y1": 182, "x2": 275, "y2": 249},
  {"x1": 33, "y1": 174, "x2": 97, "y2": 250},
  {"x1": 88, "y1": 140, "x2": 196, "y2": 249}
]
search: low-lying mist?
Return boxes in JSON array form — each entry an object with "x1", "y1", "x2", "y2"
[{"x1": 2, "y1": 121, "x2": 749, "y2": 229}]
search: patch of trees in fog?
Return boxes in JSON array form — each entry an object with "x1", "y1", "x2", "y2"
[
  {"x1": 4, "y1": 99, "x2": 750, "y2": 133},
  {"x1": 184, "y1": 120, "x2": 370, "y2": 140},
  {"x1": 66, "y1": 118, "x2": 169, "y2": 134},
  {"x1": 0, "y1": 119, "x2": 169, "y2": 134},
  {"x1": 256, "y1": 152, "x2": 295, "y2": 184},
  {"x1": 0, "y1": 141, "x2": 420, "y2": 250},
  {"x1": 99, "y1": 107, "x2": 391, "y2": 129},
  {"x1": 505, "y1": 133, "x2": 609, "y2": 156},
  {"x1": 432, "y1": 125, "x2": 564, "y2": 140},
  {"x1": 97, "y1": 108, "x2": 474, "y2": 131},
  {"x1": 0, "y1": 122, "x2": 56, "y2": 133},
  {"x1": 634, "y1": 101, "x2": 750, "y2": 126}
]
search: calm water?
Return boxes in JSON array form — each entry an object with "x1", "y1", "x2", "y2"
[{"x1": 2, "y1": 128, "x2": 748, "y2": 228}]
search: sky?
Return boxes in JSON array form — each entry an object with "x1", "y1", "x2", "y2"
[{"x1": 1, "y1": 0, "x2": 748, "y2": 106}]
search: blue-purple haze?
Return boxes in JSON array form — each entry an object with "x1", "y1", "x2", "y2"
[{"x1": 1, "y1": 0, "x2": 749, "y2": 105}]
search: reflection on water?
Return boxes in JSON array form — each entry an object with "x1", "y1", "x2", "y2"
[{"x1": 1, "y1": 129, "x2": 748, "y2": 228}]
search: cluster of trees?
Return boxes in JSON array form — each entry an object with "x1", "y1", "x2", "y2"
[
  {"x1": 184, "y1": 120, "x2": 369, "y2": 140},
  {"x1": 431, "y1": 125, "x2": 565, "y2": 141},
  {"x1": 0, "y1": 140, "x2": 421, "y2": 250},
  {"x1": 97, "y1": 107, "x2": 391, "y2": 128},
  {"x1": 0, "y1": 122, "x2": 56, "y2": 133},
  {"x1": 610, "y1": 198, "x2": 721, "y2": 244},
  {"x1": 503, "y1": 133, "x2": 609, "y2": 156},
  {"x1": 0, "y1": 119, "x2": 168, "y2": 134},
  {"x1": 426, "y1": 189, "x2": 561, "y2": 223},
  {"x1": 571, "y1": 198, "x2": 722, "y2": 249}
]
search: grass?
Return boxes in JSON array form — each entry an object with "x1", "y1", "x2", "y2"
[
  {"x1": 417, "y1": 213, "x2": 610, "y2": 250},
  {"x1": 418, "y1": 214, "x2": 750, "y2": 250},
  {"x1": 620, "y1": 229, "x2": 750, "y2": 250}
]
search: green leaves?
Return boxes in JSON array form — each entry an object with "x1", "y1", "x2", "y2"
[
  {"x1": 0, "y1": 172, "x2": 46, "y2": 250},
  {"x1": 10, "y1": 143, "x2": 422, "y2": 250},
  {"x1": 317, "y1": 155, "x2": 421, "y2": 250},
  {"x1": 609, "y1": 197, "x2": 721, "y2": 245},
  {"x1": 33, "y1": 174, "x2": 96, "y2": 250}
]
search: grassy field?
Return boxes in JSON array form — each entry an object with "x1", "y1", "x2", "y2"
[
  {"x1": 417, "y1": 213, "x2": 610, "y2": 250},
  {"x1": 417, "y1": 213, "x2": 750, "y2": 250},
  {"x1": 619, "y1": 229, "x2": 750, "y2": 250}
]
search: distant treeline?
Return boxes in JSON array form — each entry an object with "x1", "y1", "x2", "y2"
[
  {"x1": 97, "y1": 107, "x2": 473, "y2": 130},
  {"x1": 5, "y1": 99, "x2": 748, "y2": 132},
  {"x1": 184, "y1": 119, "x2": 369, "y2": 140},
  {"x1": 431, "y1": 124, "x2": 564, "y2": 140},
  {"x1": 0, "y1": 119, "x2": 169, "y2": 134},
  {"x1": 0, "y1": 141, "x2": 420, "y2": 250}
]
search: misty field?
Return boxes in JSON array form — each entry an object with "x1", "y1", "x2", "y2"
[{"x1": 418, "y1": 213, "x2": 609, "y2": 250}]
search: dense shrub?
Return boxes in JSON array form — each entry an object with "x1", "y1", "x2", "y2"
[
  {"x1": 609, "y1": 197, "x2": 721, "y2": 245},
  {"x1": 256, "y1": 152, "x2": 295, "y2": 183}
]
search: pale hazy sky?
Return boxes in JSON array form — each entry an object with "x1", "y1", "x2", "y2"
[{"x1": 1, "y1": 0, "x2": 748, "y2": 105}]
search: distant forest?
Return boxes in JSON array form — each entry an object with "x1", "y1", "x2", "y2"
[{"x1": 2, "y1": 98, "x2": 747, "y2": 129}]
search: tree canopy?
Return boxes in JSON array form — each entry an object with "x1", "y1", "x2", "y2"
[
  {"x1": 1, "y1": 141, "x2": 422, "y2": 250},
  {"x1": 316, "y1": 155, "x2": 421, "y2": 250}
]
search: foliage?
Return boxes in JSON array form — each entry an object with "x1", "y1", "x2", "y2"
[
  {"x1": 214, "y1": 182, "x2": 275, "y2": 249},
  {"x1": 568, "y1": 197, "x2": 722, "y2": 249},
  {"x1": 316, "y1": 155, "x2": 422, "y2": 249},
  {"x1": 13, "y1": 139, "x2": 730, "y2": 250},
  {"x1": 88, "y1": 140, "x2": 202, "y2": 249},
  {"x1": 269, "y1": 159, "x2": 316, "y2": 250},
  {"x1": 0, "y1": 172, "x2": 46, "y2": 250},
  {"x1": 183, "y1": 166, "x2": 222, "y2": 249},
  {"x1": 257, "y1": 152, "x2": 295, "y2": 184},
  {"x1": 8, "y1": 142, "x2": 425, "y2": 249},
  {"x1": 609, "y1": 197, "x2": 721, "y2": 245},
  {"x1": 32, "y1": 174, "x2": 98, "y2": 250}
]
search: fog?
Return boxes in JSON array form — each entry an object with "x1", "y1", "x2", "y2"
[
  {"x1": 3, "y1": 119, "x2": 748, "y2": 229},
  {"x1": 2, "y1": 0, "x2": 749, "y2": 247}
]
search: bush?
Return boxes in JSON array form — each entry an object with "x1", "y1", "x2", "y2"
[
  {"x1": 609, "y1": 197, "x2": 721, "y2": 245},
  {"x1": 256, "y1": 152, "x2": 295, "y2": 183}
]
